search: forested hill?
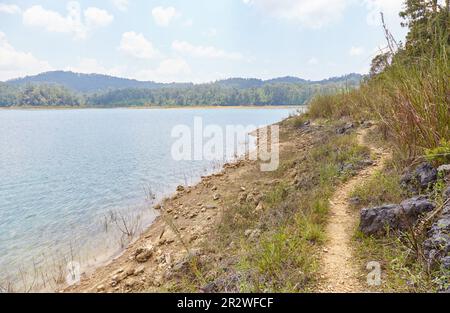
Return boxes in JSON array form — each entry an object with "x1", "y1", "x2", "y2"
[
  {"x1": 6, "y1": 71, "x2": 192, "y2": 93},
  {"x1": 0, "y1": 72, "x2": 363, "y2": 107}
]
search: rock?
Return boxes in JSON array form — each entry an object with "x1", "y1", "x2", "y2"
[
  {"x1": 441, "y1": 256, "x2": 450, "y2": 271},
  {"x1": 359, "y1": 197, "x2": 435, "y2": 236},
  {"x1": 422, "y1": 196, "x2": 450, "y2": 270},
  {"x1": 437, "y1": 164, "x2": 450, "y2": 175},
  {"x1": 238, "y1": 193, "x2": 247, "y2": 203},
  {"x1": 154, "y1": 204, "x2": 162, "y2": 210},
  {"x1": 401, "y1": 162, "x2": 437, "y2": 192},
  {"x1": 244, "y1": 229, "x2": 261, "y2": 240},
  {"x1": 176, "y1": 185, "x2": 185, "y2": 192},
  {"x1": 360, "y1": 159, "x2": 374, "y2": 167},
  {"x1": 400, "y1": 196, "x2": 435, "y2": 219},
  {"x1": 204, "y1": 204, "x2": 217, "y2": 210},
  {"x1": 254, "y1": 202, "x2": 264, "y2": 213},
  {"x1": 360, "y1": 204, "x2": 401, "y2": 236},
  {"x1": 211, "y1": 186, "x2": 218, "y2": 191},
  {"x1": 213, "y1": 193, "x2": 220, "y2": 201},
  {"x1": 423, "y1": 232, "x2": 450, "y2": 269},
  {"x1": 240, "y1": 186, "x2": 246, "y2": 191},
  {"x1": 134, "y1": 266, "x2": 145, "y2": 276},
  {"x1": 135, "y1": 247, "x2": 153, "y2": 263},
  {"x1": 336, "y1": 122, "x2": 354, "y2": 134},
  {"x1": 361, "y1": 121, "x2": 373, "y2": 128},
  {"x1": 444, "y1": 186, "x2": 450, "y2": 200},
  {"x1": 244, "y1": 229, "x2": 253, "y2": 237},
  {"x1": 96, "y1": 284, "x2": 105, "y2": 292},
  {"x1": 349, "y1": 197, "x2": 361, "y2": 205},
  {"x1": 125, "y1": 279, "x2": 136, "y2": 288}
]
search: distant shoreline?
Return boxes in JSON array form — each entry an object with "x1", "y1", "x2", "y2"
[{"x1": 0, "y1": 105, "x2": 305, "y2": 111}]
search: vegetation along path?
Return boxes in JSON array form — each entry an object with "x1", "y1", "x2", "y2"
[{"x1": 318, "y1": 126, "x2": 391, "y2": 293}]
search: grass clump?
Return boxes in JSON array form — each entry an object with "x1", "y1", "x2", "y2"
[
  {"x1": 351, "y1": 168, "x2": 405, "y2": 208},
  {"x1": 354, "y1": 231, "x2": 436, "y2": 292}
]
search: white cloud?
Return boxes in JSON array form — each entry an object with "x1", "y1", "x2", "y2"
[
  {"x1": 84, "y1": 7, "x2": 114, "y2": 28},
  {"x1": 22, "y1": 2, "x2": 114, "y2": 39},
  {"x1": 152, "y1": 6, "x2": 180, "y2": 27},
  {"x1": 119, "y1": 31, "x2": 161, "y2": 59},
  {"x1": 349, "y1": 46, "x2": 364, "y2": 56},
  {"x1": 0, "y1": 3, "x2": 21, "y2": 14},
  {"x1": 243, "y1": 0, "x2": 349, "y2": 29},
  {"x1": 172, "y1": 40, "x2": 243, "y2": 60},
  {"x1": 0, "y1": 32, "x2": 52, "y2": 81},
  {"x1": 112, "y1": 0, "x2": 129, "y2": 11}
]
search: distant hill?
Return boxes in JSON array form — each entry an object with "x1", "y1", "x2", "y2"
[
  {"x1": 5, "y1": 71, "x2": 364, "y2": 94},
  {"x1": 6, "y1": 71, "x2": 192, "y2": 94}
]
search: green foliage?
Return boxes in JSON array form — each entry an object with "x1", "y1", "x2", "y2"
[
  {"x1": 0, "y1": 83, "x2": 83, "y2": 107},
  {"x1": 425, "y1": 139, "x2": 450, "y2": 165},
  {"x1": 1, "y1": 74, "x2": 363, "y2": 107},
  {"x1": 354, "y1": 231, "x2": 436, "y2": 292},
  {"x1": 351, "y1": 169, "x2": 405, "y2": 208}
]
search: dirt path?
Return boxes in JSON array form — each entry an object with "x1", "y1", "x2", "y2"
[{"x1": 318, "y1": 127, "x2": 390, "y2": 293}]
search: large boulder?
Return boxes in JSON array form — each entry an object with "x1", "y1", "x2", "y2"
[
  {"x1": 401, "y1": 162, "x2": 438, "y2": 192},
  {"x1": 360, "y1": 196, "x2": 435, "y2": 236},
  {"x1": 360, "y1": 204, "x2": 402, "y2": 236}
]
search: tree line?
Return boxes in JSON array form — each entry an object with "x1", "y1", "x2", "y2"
[{"x1": 0, "y1": 76, "x2": 362, "y2": 107}]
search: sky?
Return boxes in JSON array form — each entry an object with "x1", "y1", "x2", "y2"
[{"x1": 0, "y1": 0, "x2": 408, "y2": 83}]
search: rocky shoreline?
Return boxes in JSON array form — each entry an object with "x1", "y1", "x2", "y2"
[{"x1": 64, "y1": 125, "x2": 283, "y2": 293}]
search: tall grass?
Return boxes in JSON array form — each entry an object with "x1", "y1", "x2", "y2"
[{"x1": 306, "y1": 22, "x2": 449, "y2": 160}]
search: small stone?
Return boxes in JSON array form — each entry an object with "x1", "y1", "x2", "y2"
[
  {"x1": 153, "y1": 204, "x2": 162, "y2": 210},
  {"x1": 244, "y1": 229, "x2": 253, "y2": 237},
  {"x1": 97, "y1": 284, "x2": 105, "y2": 291},
  {"x1": 349, "y1": 197, "x2": 361, "y2": 205},
  {"x1": 134, "y1": 265, "x2": 145, "y2": 276},
  {"x1": 437, "y1": 164, "x2": 450, "y2": 175},
  {"x1": 111, "y1": 274, "x2": 121, "y2": 282},
  {"x1": 213, "y1": 194, "x2": 220, "y2": 201},
  {"x1": 211, "y1": 186, "x2": 218, "y2": 191},
  {"x1": 254, "y1": 202, "x2": 264, "y2": 213},
  {"x1": 135, "y1": 247, "x2": 153, "y2": 263},
  {"x1": 240, "y1": 187, "x2": 246, "y2": 191},
  {"x1": 176, "y1": 185, "x2": 185, "y2": 192}
]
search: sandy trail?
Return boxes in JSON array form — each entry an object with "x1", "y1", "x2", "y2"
[{"x1": 318, "y1": 127, "x2": 390, "y2": 293}]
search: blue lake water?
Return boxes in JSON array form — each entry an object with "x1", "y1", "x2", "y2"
[{"x1": 0, "y1": 107, "x2": 300, "y2": 290}]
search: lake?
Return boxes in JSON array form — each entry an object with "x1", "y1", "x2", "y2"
[{"x1": 0, "y1": 107, "x2": 300, "y2": 290}]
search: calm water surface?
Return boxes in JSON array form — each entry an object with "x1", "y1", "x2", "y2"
[{"x1": 0, "y1": 107, "x2": 300, "y2": 289}]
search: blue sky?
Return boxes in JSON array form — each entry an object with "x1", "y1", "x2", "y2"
[{"x1": 0, "y1": 0, "x2": 408, "y2": 82}]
